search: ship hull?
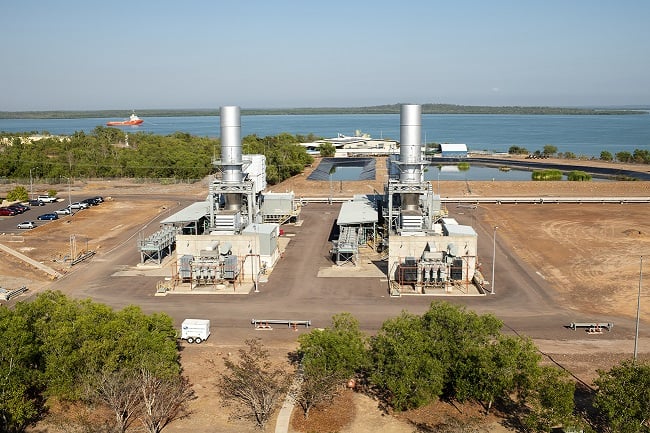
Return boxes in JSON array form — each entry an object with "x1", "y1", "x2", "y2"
[{"x1": 106, "y1": 119, "x2": 143, "y2": 126}]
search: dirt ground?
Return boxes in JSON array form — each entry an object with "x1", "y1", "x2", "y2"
[{"x1": 3, "y1": 157, "x2": 650, "y2": 433}]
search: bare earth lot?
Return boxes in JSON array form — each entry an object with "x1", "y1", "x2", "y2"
[{"x1": 2, "y1": 158, "x2": 650, "y2": 433}]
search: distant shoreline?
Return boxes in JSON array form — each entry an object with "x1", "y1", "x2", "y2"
[{"x1": 1, "y1": 103, "x2": 648, "y2": 119}]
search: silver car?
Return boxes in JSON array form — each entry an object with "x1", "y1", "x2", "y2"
[
  {"x1": 69, "y1": 202, "x2": 89, "y2": 210},
  {"x1": 17, "y1": 221, "x2": 36, "y2": 229}
]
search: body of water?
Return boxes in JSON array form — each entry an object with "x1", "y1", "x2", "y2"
[{"x1": 1, "y1": 113, "x2": 648, "y2": 157}]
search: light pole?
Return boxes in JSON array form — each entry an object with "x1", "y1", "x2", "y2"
[
  {"x1": 491, "y1": 226, "x2": 499, "y2": 295},
  {"x1": 29, "y1": 168, "x2": 34, "y2": 200},
  {"x1": 634, "y1": 255, "x2": 643, "y2": 361},
  {"x1": 66, "y1": 177, "x2": 72, "y2": 210}
]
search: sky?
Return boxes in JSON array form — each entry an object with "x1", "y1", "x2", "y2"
[{"x1": 2, "y1": 1, "x2": 650, "y2": 110}]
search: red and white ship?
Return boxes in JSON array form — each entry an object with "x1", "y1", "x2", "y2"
[{"x1": 106, "y1": 112, "x2": 144, "y2": 126}]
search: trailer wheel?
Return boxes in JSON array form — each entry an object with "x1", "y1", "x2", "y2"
[
  {"x1": 195, "y1": 337, "x2": 202, "y2": 344},
  {"x1": 187, "y1": 337, "x2": 194, "y2": 344}
]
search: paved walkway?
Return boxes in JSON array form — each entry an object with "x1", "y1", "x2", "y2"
[{"x1": 275, "y1": 376, "x2": 302, "y2": 433}]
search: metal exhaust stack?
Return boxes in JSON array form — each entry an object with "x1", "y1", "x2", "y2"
[
  {"x1": 400, "y1": 104, "x2": 422, "y2": 211},
  {"x1": 220, "y1": 106, "x2": 243, "y2": 211}
]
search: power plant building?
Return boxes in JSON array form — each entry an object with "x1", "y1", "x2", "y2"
[{"x1": 146, "y1": 103, "x2": 479, "y2": 296}]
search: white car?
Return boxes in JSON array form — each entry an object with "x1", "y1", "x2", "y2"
[
  {"x1": 55, "y1": 208, "x2": 71, "y2": 215},
  {"x1": 17, "y1": 221, "x2": 36, "y2": 229},
  {"x1": 37, "y1": 195, "x2": 58, "y2": 203},
  {"x1": 69, "y1": 202, "x2": 89, "y2": 210}
]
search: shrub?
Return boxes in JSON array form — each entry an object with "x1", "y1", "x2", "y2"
[
  {"x1": 6, "y1": 185, "x2": 28, "y2": 201},
  {"x1": 531, "y1": 169, "x2": 562, "y2": 181},
  {"x1": 567, "y1": 170, "x2": 591, "y2": 181},
  {"x1": 508, "y1": 145, "x2": 529, "y2": 155}
]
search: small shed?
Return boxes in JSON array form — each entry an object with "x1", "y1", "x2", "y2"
[{"x1": 440, "y1": 143, "x2": 468, "y2": 158}]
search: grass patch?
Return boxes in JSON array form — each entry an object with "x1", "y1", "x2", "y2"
[
  {"x1": 567, "y1": 170, "x2": 592, "y2": 181},
  {"x1": 532, "y1": 169, "x2": 562, "y2": 181}
]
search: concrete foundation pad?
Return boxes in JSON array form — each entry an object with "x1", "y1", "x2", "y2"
[{"x1": 166, "y1": 281, "x2": 253, "y2": 295}]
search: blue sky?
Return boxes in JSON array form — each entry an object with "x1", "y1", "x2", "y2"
[{"x1": 2, "y1": 1, "x2": 649, "y2": 110}]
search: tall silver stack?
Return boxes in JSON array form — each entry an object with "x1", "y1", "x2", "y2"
[
  {"x1": 399, "y1": 104, "x2": 422, "y2": 185},
  {"x1": 399, "y1": 104, "x2": 423, "y2": 213},
  {"x1": 220, "y1": 106, "x2": 244, "y2": 211},
  {"x1": 385, "y1": 103, "x2": 433, "y2": 233}
]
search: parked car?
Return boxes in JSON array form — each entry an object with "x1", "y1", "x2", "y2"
[
  {"x1": 0, "y1": 207, "x2": 17, "y2": 216},
  {"x1": 81, "y1": 197, "x2": 102, "y2": 206},
  {"x1": 55, "y1": 208, "x2": 71, "y2": 215},
  {"x1": 69, "y1": 201, "x2": 90, "y2": 210},
  {"x1": 37, "y1": 195, "x2": 58, "y2": 203},
  {"x1": 37, "y1": 213, "x2": 58, "y2": 221},
  {"x1": 7, "y1": 205, "x2": 26, "y2": 214},
  {"x1": 17, "y1": 221, "x2": 36, "y2": 229},
  {"x1": 28, "y1": 199, "x2": 46, "y2": 206}
]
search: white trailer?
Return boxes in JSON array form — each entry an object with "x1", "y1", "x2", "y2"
[{"x1": 181, "y1": 319, "x2": 211, "y2": 344}]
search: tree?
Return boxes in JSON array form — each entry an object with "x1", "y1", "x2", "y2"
[
  {"x1": 83, "y1": 369, "x2": 142, "y2": 433},
  {"x1": 368, "y1": 301, "x2": 553, "y2": 414},
  {"x1": 542, "y1": 145, "x2": 557, "y2": 157},
  {"x1": 0, "y1": 308, "x2": 44, "y2": 433},
  {"x1": 298, "y1": 313, "x2": 368, "y2": 379},
  {"x1": 319, "y1": 142, "x2": 336, "y2": 157},
  {"x1": 420, "y1": 302, "x2": 501, "y2": 369},
  {"x1": 522, "y1": 366, "x2": 576, "y2": 433},
  {"x1": 6, "y1": 186, "x2": 28, "y2": 202},
  {"x1": 370, "y1": 312, "x2": 446, "y2": 411},
  {"x1": 594, "y1": 360, "x2": 650, "y2": 433},
  {"x1": 632, "y1": 148, "x2": 650, "y2": 164},
  {"x1": 454, "y1": 335, "x2": 541, "y2": 414},
  {"x1": 138, "y1": 369, "x2": 194, "y2": 433},
  {"x1": 218, "y1": 339, "x2": 290, "y2": 429},
  {"x1": 296, "y1": 313, "x2": 368, "y2": 417},
  {"x1": 508, "y1": 145, "x2": 529, "y2": 155},
  {"x1": 616, "y1": 151, "x2": 633, "y2": 163},
  {"x1": 600, "y1": 150, "x2": 613, "y2": 161},
  {"x1": 295, "y1": 365, "x2": 344, "y2": 419},
  {"x1": 15, "y1": 291, "x2": 179, "y2": 399}
]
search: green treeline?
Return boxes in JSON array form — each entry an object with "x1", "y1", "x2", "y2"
[
  {"x1": 3, "y1": 294, "x2": 648, "y2": 432},
  {"x1": 1, "y1": 103, "x2": 647, "y2": 119},
  {"x1": 296, "y1": 304, "x2": 650, "y2": 433},
  {"x1": 0, "y1": 128, "x2": 314, "y2": 185},
  {"x1": 0, "y1": 291, "x2": 187, "y2": 433},
  {"x1": 510, "y1": 145, "x2": 650, "y2": 165}
]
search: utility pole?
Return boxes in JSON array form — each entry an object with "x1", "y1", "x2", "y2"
[
  {"x1": 67, "y1": 177, "x2": 72, "y2": 210},
  {"x1": 29, "y1": 168, "x2": 34, "y2": 200},
  {"x1": 634, "y1": 255, "x2": 643, "y2": 361}
]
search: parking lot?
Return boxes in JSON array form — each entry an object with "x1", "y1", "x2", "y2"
[{"x1": 0, "y1": 194, "x2": 104, "y2": 233}]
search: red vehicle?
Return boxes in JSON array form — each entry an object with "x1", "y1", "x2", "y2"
[{"x1": 0, "y1": 207, "x2": 17, "y2": 216}]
